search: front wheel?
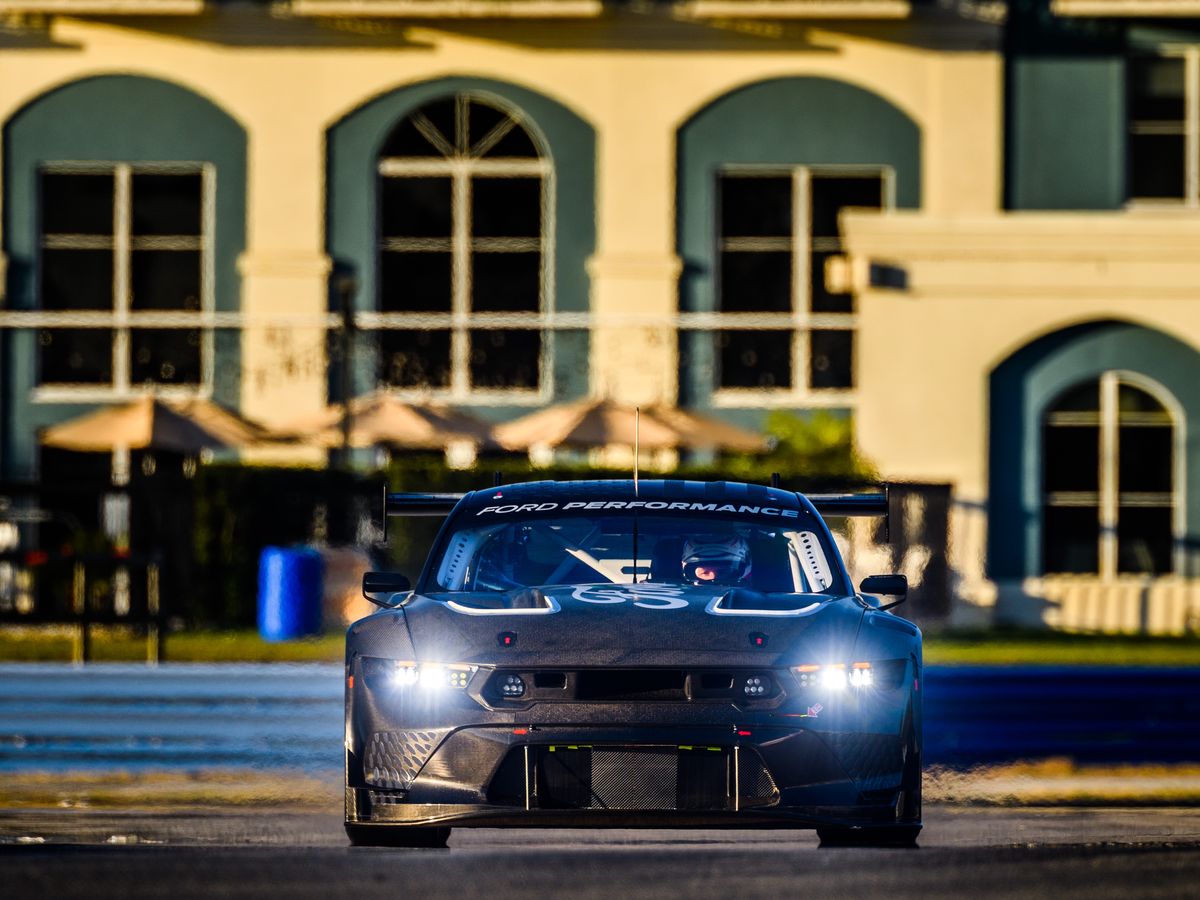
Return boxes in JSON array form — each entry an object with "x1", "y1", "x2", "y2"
[
  {"x1": 819, "y1": 689, "x2": 922, "y2": 849},
  {"x1": 345, "y1": 825, "x2": 451, "y2": 848}
]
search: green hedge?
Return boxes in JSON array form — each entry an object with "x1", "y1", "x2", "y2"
[
  {"x1": 180, "y1": 411, "x2": 876, "y2": 625},
  {"x1": 181, "y1": 457, "x2": 872, "y2": 627}
]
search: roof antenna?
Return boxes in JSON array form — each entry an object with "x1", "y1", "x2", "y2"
[
  {"x1": 633, "y1": 407, "x2": 640, "y2": 498},
  {"x1": 632, "y1": 407, "x2": 641, "y2": 584}
]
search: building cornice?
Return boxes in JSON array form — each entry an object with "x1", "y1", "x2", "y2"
[
  {"x1": 1051, "y1": 0, "x2": 1200, "y2": 16},
  {"x1": 0, "y1": 0, "x2": 202, "y2": 13},
  {"x1": 841, "y1": 210, "x2": 1200, "y2": 298}
]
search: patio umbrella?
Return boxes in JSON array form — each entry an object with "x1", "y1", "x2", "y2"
[
  {"x1": 271, "y1": 392, "x2": 497, "y2": 450},
  {"x1": 494, "y1": 398, "x2": 766, "y2": 453},
  {"x1": 642, "y1": 405, "x2": 769, "y2": 453},
  {"x1": 39, "y1": 396, "x2": 267, "y2": 454}
]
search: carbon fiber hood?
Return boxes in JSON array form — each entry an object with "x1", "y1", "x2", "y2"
[{"x1": 391, "y1": 583, "x2": 865, "y2": 668}]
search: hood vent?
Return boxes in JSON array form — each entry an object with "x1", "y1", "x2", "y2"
[
  {"x1": 445, "y1": 588, "x2": 560, "y2": 616},
  {"x1": 706, "y1": 589, "x2": 824, "y2": 618}
]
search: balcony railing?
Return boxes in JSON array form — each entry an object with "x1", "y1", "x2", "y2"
[{"x1": 0, "y1": 0, "x2": 915, "y2": 19}]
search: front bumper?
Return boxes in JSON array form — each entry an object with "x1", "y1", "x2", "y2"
[
  {"x1": 346, "y1": 656, "x2": 919, "y2": 830},
  {"x1": 346, "y1": 722, "x2": 911, "y2": 829}
]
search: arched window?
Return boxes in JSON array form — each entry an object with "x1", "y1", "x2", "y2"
[
  {"x1": 675, "y1": 76, "x2": 920, "y2": 408},
  {"x1": 1042, "y1": 372, "x2": 1178, "y2": 575},
  {"x1": 375, "y1": 92, "x2": 550, "y2": 396}
]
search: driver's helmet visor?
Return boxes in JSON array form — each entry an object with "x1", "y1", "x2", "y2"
[
  {"x1": 683, "y1": 559, "x2": 744, "y2": 584},
  {"x1": 681, "y1": 534, "x2": 750, "y2": 584}
]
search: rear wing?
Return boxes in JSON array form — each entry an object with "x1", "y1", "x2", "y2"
[
  {"x1": 807, "y1": 490, "x2": 888, "y2": 517},
  {"x1": 385, "y1": 491, "x2": 465, "y2": 517},
  {"x1": 808, "y1": 488, "x2": 890, "y2": 540},
  {"x1": 381, "y1": 490, "x2": 466, "y2": 541},
  {"x1": 379, "y1": 485, "x2": 890, "y2": 540}
]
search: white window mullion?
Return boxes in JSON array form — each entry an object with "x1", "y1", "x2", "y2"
[
  {"x1": 538, "y1": 169, "x2": 554, "y2": 400},
  {"x1": 455, "y1": 93, "x2": 470, "y2": 156},
  {"x1": 113, "y1": 164, "x2": 132, "y2": 392},
  {"x1": 201, "y1": 163, "x2": 216, "y2": 395},
  {"x1": 793, "y1": 167, "x2": 809, "y2": 396},
  {"x1": 450, "y1": 169, "x2": 471, "y2": 397},
  {"x1": 1099, "y1": 371, "x2": 1120, "y2": 578},
  {"x1": 540, "y1": 170, "x2": 554, "y2": 316},
  {"x1": 1186, "y1": 48, "x2": 1200, "y2": 207}
]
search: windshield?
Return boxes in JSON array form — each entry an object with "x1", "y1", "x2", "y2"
[{"x1": 430, "y1": 513, "x2": 839, "y2": 594}]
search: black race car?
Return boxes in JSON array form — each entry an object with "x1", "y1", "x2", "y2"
[{"x1": 345, "y1": 479, "x2": 920, "y2": 847}]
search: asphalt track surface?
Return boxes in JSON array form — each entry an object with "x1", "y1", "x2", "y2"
[{"x1": 3, "y1": 806, "x2": 1200, "y2": 898}]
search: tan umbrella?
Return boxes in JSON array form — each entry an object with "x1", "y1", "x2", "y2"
[
  {"x1": 494, "y1": 398, "x2": 678, "y2": 451},
  {"x1": 494, "y1": 398, "x2": 766, "y2": 453},
  {"x1": 642, "y1": 405, "x2": 769, "y2": 453},
  {"x1": 271, "y1": 392, "x2": 497, "y2": 450},
  {"x1": 40, "y1": 396, "x2": 267, "y2": 453}
]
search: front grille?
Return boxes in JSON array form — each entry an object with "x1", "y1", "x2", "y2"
[
  {"x1": 500, "y1": 744, "x2": 778, "y2": 811},
  {"x1": 482, "y1": 668, "x2": 782, "y2": 705},
  {"x1": 575, "y1": 669, "x2": 687, "y2": 702}
]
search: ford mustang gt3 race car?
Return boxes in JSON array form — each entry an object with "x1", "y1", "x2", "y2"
[{"x1": 345, "y1": 479, "x2": 921, "y2": 847}]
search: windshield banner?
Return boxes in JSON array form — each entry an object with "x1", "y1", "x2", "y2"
[{"x1": 474, "y1": 500, "x2": 801, "y2": 519}]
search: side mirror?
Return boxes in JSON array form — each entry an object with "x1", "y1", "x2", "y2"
[
  {"x1": 362, "y1": 571, "x2": 411, "y2": 608},
  {"x1": 859, "y1": 574, "x2": 907, "y2": 610}
]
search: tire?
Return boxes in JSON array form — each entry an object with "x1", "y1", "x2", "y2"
[
  {"x1": 896, "y1": 694, "x2": 922, "y2": 826},
  {"x1": 817, "y1": 825, "x2": 921, "y2": 848},
  {"x1": 818, "y1": 688, "x2": 922, "y2": 849},
  {"x1": 345, "y1": 825, "x2": 451, "y2": 848}
]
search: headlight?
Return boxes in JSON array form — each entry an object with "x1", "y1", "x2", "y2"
[
  {"x1": 360, "y1": 657, "x2": 477, "y2": 692},
  {"x1": 791, "y1": 662, "x2": 875, "y2": 691}
]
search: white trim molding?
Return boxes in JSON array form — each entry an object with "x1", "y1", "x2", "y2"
[
  {"x1": 676, "y1": 0, "x2": 910, "y2": 17},
  {"x1": 1052, "y1": 0, "x2": 1200, "y2": 15},
  {"x1": 0, "y1": 0, "x2": 204, "y2": 13},
  {"x1": 291, "y1": 0, "x2": 602, "y2": 17}
]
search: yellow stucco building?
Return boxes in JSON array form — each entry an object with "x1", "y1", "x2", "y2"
[{"x1": 2, "y1": 1, "x2": 1200, "y2": 631}]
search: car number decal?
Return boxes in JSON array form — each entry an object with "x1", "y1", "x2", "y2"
[{"x1": 570, "y1": 583, "x2": 697, "y2": 610}]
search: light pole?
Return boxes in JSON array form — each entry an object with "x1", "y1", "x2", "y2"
[{"x1": 332, "y1": 266, "x2": 359, "y2": 471}]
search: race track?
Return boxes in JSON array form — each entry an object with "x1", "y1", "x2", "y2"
[{"x1": 3, "y1": 806, "x2": 1199, "y2": 899}]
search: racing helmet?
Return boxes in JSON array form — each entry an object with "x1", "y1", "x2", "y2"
[{"x1": 681, "y1": 534, "x2": 751, "y2": 586}]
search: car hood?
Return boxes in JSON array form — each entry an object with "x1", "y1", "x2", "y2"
[{"x1": 383, "y1": 582, "x2": 864, "y2": 668}]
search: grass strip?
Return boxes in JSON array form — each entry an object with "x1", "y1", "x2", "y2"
[
  {"x1": 925, "y1": 629, "x2": 1200, "y2": 667},
  {"x1": 0, "y1": 626, "x2": 344, "y2": 663},
  {"x1": 1, "y1": 625, "x2": 1199, "y2": 666}
]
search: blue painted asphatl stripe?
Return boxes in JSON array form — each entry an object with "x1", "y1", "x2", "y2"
[
  {"x1": 0, "y1": 663, "x2": 1197, "y2": 772},
  {"x1": 922, "y1": 666, "x2": 1200, "y2": 766}
]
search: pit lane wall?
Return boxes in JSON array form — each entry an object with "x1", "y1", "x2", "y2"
[{"x1": 1, "y1": 663, "x2": 1197, "y2": 774}]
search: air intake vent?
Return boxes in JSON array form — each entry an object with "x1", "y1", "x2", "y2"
[{"x1": 575, "y1": 669, "x2": 687, "y2": 702}]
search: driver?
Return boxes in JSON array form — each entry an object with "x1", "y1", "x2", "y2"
[{"x1": 681, "y1": 534, "x2": 751, "y2": 586}]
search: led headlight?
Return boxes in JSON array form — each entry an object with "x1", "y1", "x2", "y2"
[
  {"x1": 791, "y1": 662, "x2": 874, "y2": 692},
  {"x1": 848, "y1": 662, "x2": 874, "y2": 688},
  {"x1": 360, "y1": 657, "x2": 476, "y2": 691}
]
